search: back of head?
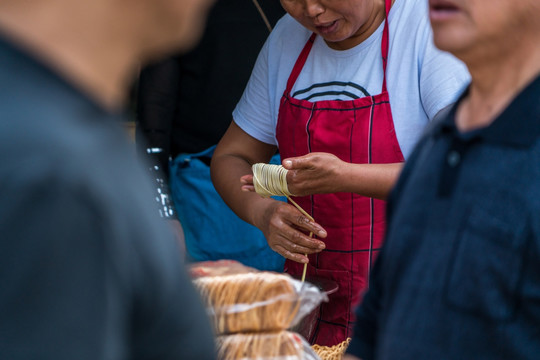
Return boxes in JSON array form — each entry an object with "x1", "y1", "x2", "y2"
[{"x1": 0, "y1": 0, "x2": 217, "y2": 107}]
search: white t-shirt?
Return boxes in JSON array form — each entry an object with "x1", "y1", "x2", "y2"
[{"x1": 233, "y1": 0, "x2": 470, "y2": 159}]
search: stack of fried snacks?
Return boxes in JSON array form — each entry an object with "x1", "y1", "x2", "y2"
[
  {"x1": 194, "y1": 272, "x2": 300, "y2": 334},
  {"x1": 190, "y1": 260, "x2": 329, "y2": 359},
  {"x1": 311, "y1": 338, "x2": 351, "y2": 360},
  {"x1": 216, "y1": 331, "x2": 321, "y2": 360}
]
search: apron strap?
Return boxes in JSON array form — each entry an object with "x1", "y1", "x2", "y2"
[
  {"x1": 284, "y1": 33, "x2": 316, "y2": 95},
  {"x1": 381, "y1": 0, "x2": 391, "y2": 93}
]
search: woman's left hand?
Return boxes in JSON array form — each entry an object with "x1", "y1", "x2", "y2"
[
  {"x1": 282, "y1": 152, "x2": 346, "y2": 196},
  {"x1": 240, "y1": 152, "x2": 345, "y2": 196},
  {"x1": 241, "y1": 152, "x2": 403, "y2": 200}
]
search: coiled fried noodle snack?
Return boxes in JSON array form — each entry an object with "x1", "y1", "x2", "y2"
[{"x1": 194, "y1": 272, "x2": 301, "y2": 334}]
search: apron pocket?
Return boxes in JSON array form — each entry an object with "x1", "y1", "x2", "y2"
[{"x1": 444, "y1": 204, "x2": 528, "y2": 321}]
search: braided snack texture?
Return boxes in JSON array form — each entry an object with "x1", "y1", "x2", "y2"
[
  {"x1": 216, "y1": 331, "x2": 321, "y2": 360},
  {"x1": 311, "y1": 338, "x2": 351, "y2": 360}
]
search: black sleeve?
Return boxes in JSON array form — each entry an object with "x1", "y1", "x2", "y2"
[{"x1": 136, "y1": 57, "x2": 181, "y2": 175}]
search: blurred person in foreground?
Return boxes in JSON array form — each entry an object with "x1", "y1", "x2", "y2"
[
  {"x1": 0, "y1": 0, "x2": 217, "y2": 359},
  {"x1": 344, "y1": 0, "x2": 540, "y2": 359}
]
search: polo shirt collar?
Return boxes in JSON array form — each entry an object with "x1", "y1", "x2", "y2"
[{"x1": 436, "y1": 74, "x2": 540, "y2": 148}]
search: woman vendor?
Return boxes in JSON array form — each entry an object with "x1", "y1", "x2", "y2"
[{"x1": 211, "y1": 0, "x2": 470, "y2": 347}]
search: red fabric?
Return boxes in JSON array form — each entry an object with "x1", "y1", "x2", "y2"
[{"x1": 275, "y1": 0, "x2": 404, "y2": 346}]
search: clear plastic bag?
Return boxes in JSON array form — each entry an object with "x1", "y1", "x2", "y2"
[
  {"x1": 193, "y1": 268, "x2": 328, "y2": 334},
  {"x1": 216, "y1": 331, "x2": 321, "y2": 360}
]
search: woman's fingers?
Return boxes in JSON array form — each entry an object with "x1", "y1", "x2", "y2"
[
  {"x1": 290, "y1": 213, "x2": 327, "y2": 239},
  {"x1": 240, "y1": 174, "x2": 255, "y2": 192},
  {"x1": 282, "y1": 153, "x2": 317, "y2": 170},
  {"x1": 241, "y1": 184, "x2": 256, "y2": 192},
  {"x1": 273, "y1": 244, "x2": 310, "y2": 264},
  {"x1": 264, "y1": 204, "x2": 327, "y2": 263},
  {"x1": 282, "y1": 152, "x2": 343, "y2": 195},
  {"x1": 270, "y1": 232, "x2": 325, "y2": 263},
  {"x1": 240, "y1": 174, "x2": 254, "y2": 184}
]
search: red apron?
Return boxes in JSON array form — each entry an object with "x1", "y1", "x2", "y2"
[{"x1": 275, "y1": 0, "x2": 404, "y2": 346}]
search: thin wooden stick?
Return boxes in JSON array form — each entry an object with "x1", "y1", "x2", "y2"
[
  {"x1": 287, "y1": 196, "x2": 312, "y2": 283},
  {"x1": 252, "y1": 0, "x2": 273, "y2": 33}
]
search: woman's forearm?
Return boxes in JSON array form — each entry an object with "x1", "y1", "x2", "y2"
[
  {"x1": 341, "y1": 162, "x2": 404, "y2": 200},
  {"x1": 211, "y1": 151, "x2": 275, "y2": 227},
  {"x1": 210, "y1": 121, "x2": 278, "y2": 228},
  {"x1": 283, "y1": 152, "x2": 404, "y2": 200}
]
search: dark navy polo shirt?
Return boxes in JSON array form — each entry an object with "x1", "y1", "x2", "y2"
[{"x1": 348, "y1": 75, "x2": 540, "y2": 360}]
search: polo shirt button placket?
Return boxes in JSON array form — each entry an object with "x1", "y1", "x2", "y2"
[
  {"x1": 438, "y1": 140, "x2": 466, "y2": 197},
  {"x1": 447, "y1": 150, "x2": 461, "y2": 167}
]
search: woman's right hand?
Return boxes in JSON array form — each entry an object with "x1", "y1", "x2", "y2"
[
  {"x1": 211, "y1": 122, "x2": 326, "y2": 263},
  {"x1": 253, "y1": 199, "x2": 327, "y2": 263}
]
